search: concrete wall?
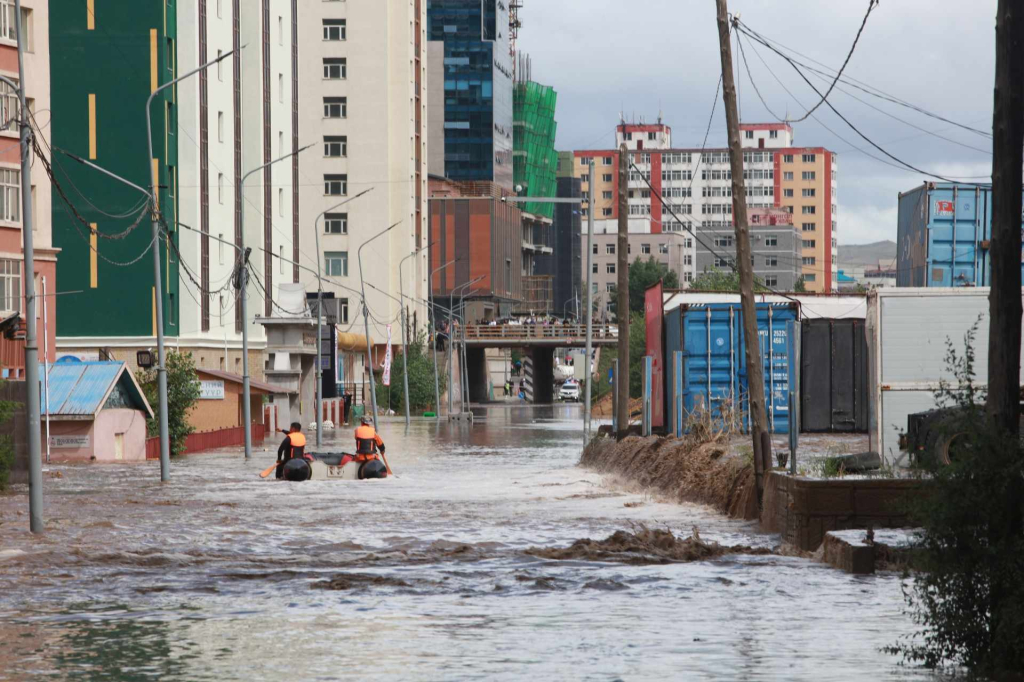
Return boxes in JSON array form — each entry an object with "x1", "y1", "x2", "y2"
[
  {"x1": 694, "y1": 223, "x2": 802, "y2": 291},
  {"x1": 46, "y1": 409, "x2": 147, "y2": 463}
]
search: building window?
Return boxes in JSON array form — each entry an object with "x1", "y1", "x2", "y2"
[
  {"x1": 278, "y1": 188, "x2": 284, "y2": 216},
  {"x1": 278, "y1": 73, "x2": 284, "y2": 102},
  {"x1": 591, "y1": 244, "x2": 598, "y2": 255},
  {"x1": 684, "y1": 254, "x2": 692, "y2": 266},
  {"x1": 324, "y1": 174, "x2": 347, "y2": 196},
  {"x1": 714, "y1": 236, "x2": 733, "y2": 248},
  {"x1": 324, "y1": 98, "x2": 347, "y2": 120},
  {"x1": 658, "y1": 243, "x2": 669, "y2": 254},
  {"x1": 714, "y1": 257, "x2": 733, "y2": 269},
  {"x1": 765, "y1": 235, "x2": 778, "y2": 247},
  {"x1": 602, "y1": 208, "x2": 612, "y2": 216},
  {"x1": 218, "y1": 232, "x2": 224, "y2": 264},
  {"x1": 769, "y1": 130, "x2": 778, "y2": 139},
  {"x1": 0, "y1": 79, "x2": 18, "y2": 126},
  {"x1": 592, "y1": 262, "x2": 598, "y2": 274},
  {"x1": 802, "y1": 222, "x2": 815, "y2": 232},
  {"x1": 606, "y1": 282, "x2": 615, "y2": 292},
  {"x1": 0, "y1": 168, "x2": 19, "y2": 222},
  {"x1": 605, "y1": 243, "x2": 615, "y2": 255},
  {"x1": 0, "y1": 1, "x2": 14, "y2": 40},
  {"x1": 323, "y1": 58, "x2": 346, "y2": 79},
  {"x1": 324, "y1": 212, "x2": 347, "y2": 234},
  {"x1": 602, "y1": 191, "x2": 612, "y2": 200},
  {"x1": 783, "y1": 189, "x2": 793, "y2": 198},
  {"x1": 641, "y1": 243, "x2": 651, "y2": 254},
  {"x1": 325, "y1": 251, "x2": 348, "y2": 277},
  {"x1": 683, "y1": 271, "x2": 693, "y2": 283},
  {"x1": 765, "y1": 276, "x2": 778, "y2": 287},
  {"x1": 217, "y1": 173, "x2": 224, "y2": 204},
  {"x1": 744, "y1": 130, "x2": 753, "y2": 139},
  {"x1": 217, "y1": 111, "x2": 224, "y2": 142},
  {"x1": 602, "y1": 173, "x2": 612, "y2": 182},
  {"x1": 802, "y1": 205, "x2": 816, "y2": 214},
  {"x1": 603, "y1": 156, "x2": 612, "y2": 166},
  {"x1": 765, "y1": 257, "x2": 778, "y2": 267},
  {"x1": 805, "y1": 274, "x2": 817, "y2": 282},
  {"x1": 278, "y1": 131, "x2": 284, "y2": 156},
  {"x1": 802, "y1": 257, "x2": 816, "y2": 266},
  {"x1": 216, "y1": 0, "x2": 222, "y2": 18},
  {"x1": 783, "y1": 171, "x2": 794, "y2": 181},
  {"x1": 279, "y1": 246, "x2": 284, "y2": 273},
  {"x1": 802, "y1": 188, "x2": 816, "y2": 197},
  {"x1": 324, "y1": 135, "x2": 347, "y2": 157},
  {"x1": 803, "y1": 239, "x2": 816, "y2": 248},
  {"x1": 783, "y1": 154, "x2": 793, "y2": 163},
  {"x1": 802, "y1": 154, "x2": 816, "y2": 163},
  {"x1": 0, "y1": 258, "x2": 19, "y2": 312},
  {"x1": 606, "y1": 263, "x2": 616, "y2": 274},
  {"x1": 802, "y1": 171, "x2": 816, "y2": 181},
  {"x1": 323, "y1": 19, "x2": 346, "y2": 41}
]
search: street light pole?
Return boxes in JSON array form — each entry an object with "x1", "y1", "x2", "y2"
[
  {"x1": 11, "y1": 1, "x2": 41, "y2": 532},
  {"x1": 357, "y1": 222, "x2": 401, "y2": 429},
  {"x1": 311, "y1": 189, "x2": 374, "y2": 447},
  {"x1": 448, "y1": 276, "x2": 484, "y2": 415},
  {"x1": 237, "y1": 144, "x2": 314, "y2": 458},
  {"x1": 142, "y1": 47, "x2": 237, "y2": 479},
  {"x1": 398, "y1": 242, "x2": 434, "y2": 428},
  {"x1": 429, "y1": 258, "x2": 457, "y2": 420},
  {"x1": 583, "y1": 162, "x2": 595, "y2": 446}
]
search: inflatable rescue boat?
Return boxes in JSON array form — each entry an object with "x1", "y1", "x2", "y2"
[{"x1": 280, "y1": 452, "x2": 388, "y2": 482}]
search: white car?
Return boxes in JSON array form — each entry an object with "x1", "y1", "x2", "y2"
[{"x1": 559, "y1": 380, "x2": 581, "y2": 402}]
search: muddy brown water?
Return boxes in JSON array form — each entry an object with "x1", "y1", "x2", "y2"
[{"x1": 0, "y1": 405, "x2": 938, "y2": 680}]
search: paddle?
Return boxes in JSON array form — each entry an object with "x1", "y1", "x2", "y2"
[{"x1": 259, "y1": 462, "x2": 281, "y2": 478}]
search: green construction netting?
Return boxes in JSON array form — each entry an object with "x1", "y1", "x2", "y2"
[{"x1": 514, "y1": 81, "x2": 559, "y2": 219}]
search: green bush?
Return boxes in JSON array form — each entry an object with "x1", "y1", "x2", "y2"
[
  {"x1": 888, "y1": 322, "x2": 1024, "y2": 675},
  {"x1": 136, "y1": 351, "x2": 201, "y2": 457},
  {"x1": 0, "y1": 378, "x2": 17, "y2": 490},
  {"x1": 375, "y1": 333, "x2": 447, "y2": 413}
]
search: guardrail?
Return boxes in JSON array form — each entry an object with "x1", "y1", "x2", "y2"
[{"x1": 462, "y1": 324, "x2": 619, "y2": 343}]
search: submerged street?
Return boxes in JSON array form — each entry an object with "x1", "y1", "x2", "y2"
[{"x1": 0, "y1": 407, "x2": 934, "y2": 681}]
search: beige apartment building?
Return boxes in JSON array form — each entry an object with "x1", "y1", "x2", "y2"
[{"x1": 296, "y1": 0, "x2": 429, "y2": 358}]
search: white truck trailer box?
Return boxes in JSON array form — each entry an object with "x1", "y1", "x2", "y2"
[{"x1": 866, "y1": 287, "x2": 1024, "y2": 464}]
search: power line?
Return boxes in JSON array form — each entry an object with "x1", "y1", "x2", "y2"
[
  {"x1": 775, "y1": 0, "x2": 878, "y2": 123},
  {"x1": 737, "y1": 20, "x2": 993, "y2": 141},
  {"x1": 735, "y1": 24, "x2": 989, "y2": 183}
]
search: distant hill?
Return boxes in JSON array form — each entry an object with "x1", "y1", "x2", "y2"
[{"x1": 838, "y1": 240, "x2": 896, "y2": 267}]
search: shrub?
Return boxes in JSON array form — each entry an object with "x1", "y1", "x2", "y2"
[
  {"x1": 887, "y1": 321, "x2": 1024, "y2": 675},
  {"x1": 136, "y1": 351, "x2": 201, "y2": 457}
]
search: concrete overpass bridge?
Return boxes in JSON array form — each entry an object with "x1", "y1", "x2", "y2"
[{"x1": 455, "y1": 324, "x2": 618, "y2": 404}]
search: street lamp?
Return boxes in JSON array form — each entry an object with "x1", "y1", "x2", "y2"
[
  {"x1": 144, "y1": 47, "x2": 239, "y2": 479},
  {"x1": 428, "y1": 258, "x2": 457, "y2": 420},
  {"x1": 236, "y1": 144, "x2": 314, "y2": 459},
  {"x1": 500, "y1": 161, "x2": 595, "y2": 447},
  {"x1": 357, "y1": 222, "x2": 401, "y2": 429},
  {"x1": 448, "y1": 275, "x2": 485, "y2": 416},
  {"x1": 397, "y1": 241, "x2": 435, "y2": 427},
  {"x1": 312, "y1": 188, "x2": 374, "y2": 447}
]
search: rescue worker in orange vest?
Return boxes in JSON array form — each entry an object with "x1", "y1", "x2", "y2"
[
  {"x1": 354, "y1": 416, "x2": 385, "y2": 458},
  {"x1": 275, "y1": 422, "x2": 307, "y2": 478}
]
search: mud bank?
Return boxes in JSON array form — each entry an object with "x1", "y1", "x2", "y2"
[{"x1": 580, "y1": 435, "x2": 758, "y2": 519}]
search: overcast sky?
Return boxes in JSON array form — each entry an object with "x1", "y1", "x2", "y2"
[{"x1": 516, "y1": 0, "x2": 997, "y2": 245}]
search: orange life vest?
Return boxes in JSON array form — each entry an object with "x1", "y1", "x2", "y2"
[
  {"x1": 354, "y1": 425, "x2": 380, "y2": 455},
  {"x1": 287, "y1": 431, "x2": 306, "y2": 459}
]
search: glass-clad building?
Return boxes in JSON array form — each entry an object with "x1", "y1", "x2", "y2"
[{"x1": 427, "y1": 0, "x2": 514, "y2": 189}]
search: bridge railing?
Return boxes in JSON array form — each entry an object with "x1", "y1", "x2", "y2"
[{"x1": 462, "y1": 323, "x2": 619, "y2": 343}]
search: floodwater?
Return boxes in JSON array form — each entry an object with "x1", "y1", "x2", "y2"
[{"x1": 0, "y1": 406, "x2": 938, "y2": 681}]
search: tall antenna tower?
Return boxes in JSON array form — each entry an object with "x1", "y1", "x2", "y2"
[{"x1": 510, "y1": 0, "x2": 522, "y2": 79}]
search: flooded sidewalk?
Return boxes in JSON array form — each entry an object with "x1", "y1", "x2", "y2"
[{"x1": 0, "y1": 406, "x2": 934, "y2": 681}]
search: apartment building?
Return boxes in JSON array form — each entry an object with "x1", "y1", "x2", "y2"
[
  {"x1": 50, "y1": 0, "x2": 298, "y2": 376},
  {"x1": 573, "y1": 121, "x2": 839, "y2": 292},
  {"x1": 297, "y1": 0, "x2": 428, "y2": 371},
  {"x1": 0, "y1": 0, "x2": 55, "y2": 374}
]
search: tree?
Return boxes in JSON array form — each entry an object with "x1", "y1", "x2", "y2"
[
  {"x1": 375, "y1": 333, "x2": 447, "y2": 413},
  {"x1": 136, "y1": 351, "x2": 201, "y2": 457},
  {"x1": 628, "y1": 311, "x2": 647, "y2": 399},
  {"x1": 608, "y1": 257, "x2": 680, "y2": 320},
  {"x1": 0, "y1": 378, "x2": 17, "y2": 490},
  {"x1": 793, "y1": 277, "x2": 807, "y2": 293},
  {"x1": 690, "y1": 268, "x2": 768, "y2": 293}
]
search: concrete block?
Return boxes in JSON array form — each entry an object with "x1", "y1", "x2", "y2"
[{"x1": 822, "y1": 531, "x2": 875, "y2": 574}]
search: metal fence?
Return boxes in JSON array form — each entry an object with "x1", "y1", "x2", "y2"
[{"x1": 145, "y1": 423, "x2": 267, "y2": 460}]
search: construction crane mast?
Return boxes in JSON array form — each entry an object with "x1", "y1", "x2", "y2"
[{"x1": 510, "y1": 0, "x2": 522, "y2": 78}]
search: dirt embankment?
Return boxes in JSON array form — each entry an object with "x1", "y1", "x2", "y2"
[{"x1": 580, "y1": 435, "x2": 759, "y2": 519}]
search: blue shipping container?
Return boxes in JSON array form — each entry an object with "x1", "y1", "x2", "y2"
[
  {"x1": 668, "y1": 302, "x2": 797, "y2": 434},
  {"x1": 896, "y1": 182, "x2": 1024, "y2": 287}
]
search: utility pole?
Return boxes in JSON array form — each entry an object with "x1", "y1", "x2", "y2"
[
  {"x1": 583, "y1": 161, "x2": 595, "y2": 446},
  {"x1": 615, "y1": 144, "x2": 630, "y2": 440},
  {"x1": 717, "y1": 0, "x2": 771, "y2": 503},
  {"x1": 15, "y1": 0, "x2": 42, "y2": 533},
  {"x1": 988, "y1": 0, "x2": 1023, "y2": 438}
]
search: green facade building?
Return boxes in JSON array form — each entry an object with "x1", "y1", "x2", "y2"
[
  {"x1": 50, "y1": 0, "x2": 180, "y2": 339},
  {"x1": 513, "y1": 81, "x2": 558, "y2": 219}
]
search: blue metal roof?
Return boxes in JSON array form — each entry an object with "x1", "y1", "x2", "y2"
[{"x1": 42, "y1": 361, "x2": 152, "y2": 418}]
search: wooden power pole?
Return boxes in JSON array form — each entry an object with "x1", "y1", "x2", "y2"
[
  {"x1": 716, "y1": 0, "x2": 771, "y2": 502},
  {"x1": 988, "y1": 0, "x2": 1023, "y2": 438},
  {"x1": 616, "y1": 143, "x2": 631, "y2": 439}
]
